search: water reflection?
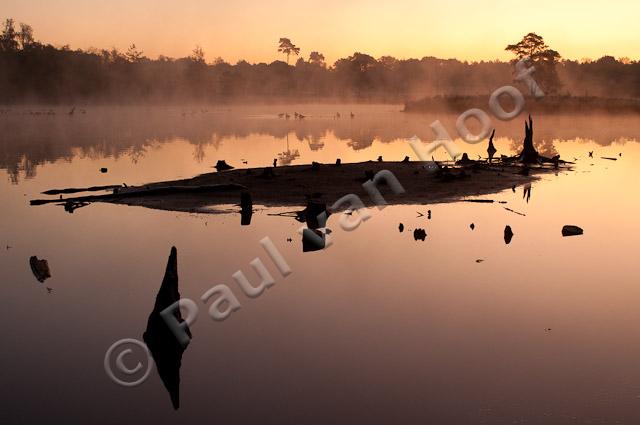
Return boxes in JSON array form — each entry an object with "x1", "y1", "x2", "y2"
[
  {"x1": 277, "y1": 134, "x2": 300, "y2": 165},
  {"x1": 142, "y1": 247, "x2": 191, "y2": 410},
  {"x1": 523, "y1": 183, "x2": 532, "y2": 203},
  {"x1": 1, "y1": 106, "x2": 639, "y2": 183},
  {"x1": 64, "y1": 200, "x2": 90, "y2": 213},
  {"x1": 301, "y1": 200, "x2": 330, "y2": 252},
  {"x1": 3, "y1": 119, "x2": 640, "y2": 423},
  {"x1": 240, "y1": 191, "x2": 253, "y2": 226}
]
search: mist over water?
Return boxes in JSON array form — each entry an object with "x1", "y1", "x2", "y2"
[
  {"x1": 3, "y1": 2, "x2": 640, "y2": 422},
  {"x1": 2, "y1": 105, "x2": 640, "y2": 424},
  {"x1": 1, "y1": 105, "x2": 639, "y2": 183}
]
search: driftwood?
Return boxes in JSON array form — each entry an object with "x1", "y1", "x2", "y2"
[
  {"x1": 31, "y1": 183, "x2": 246, "y2": 206},
  {"x1": 487, "y1": 129, "x2": 497, "y2": 163},
  {"x1": 29, "y1": 129, "x2": 572, "y2": 213},
  {"x1": 42, "y1": 184, "x2": 122, "y2": 195},
  {"x1": 267, "y1": 210, "x2": 301, "y2": 218},
  {"x1": 62, "y1": 201, "x2": 90, "y2": 213},
  {"x1": 456, "y1": 116, "x2": 572, "y2": 168},
  {"x1": 503, "y1": 207, "x2": 526, "y2": 216},
  {"x1": 463, "y1": 199, "x2": 496, "y2": 203},
  {"x1": 519, "y1": 115, "x2": 539, "y2": 163}
]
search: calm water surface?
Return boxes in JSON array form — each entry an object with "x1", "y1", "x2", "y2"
[{"x1": 1, "y1": 105, "x2": 639, "y2": 424}]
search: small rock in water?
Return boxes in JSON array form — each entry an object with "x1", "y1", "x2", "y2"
[
  {"x1": 562, "y1": 225, "x2": 583, "y2": 237},
  {"x1": 504, "y1": 225, "x2": 514, "y2": 244},
  {"x1": 100, "y1": 167, "x2": 108, "y2": 173},
  {"x1": 398, "y1": 223, "x2": 404, "y2": 233},
  {"x1": 215, "y1": 160, "x2": 234, "y2": 171},
  {"x1": 413, "y1": 228, "x2": 427, "y2": 241},
  {"x1": 475, "y1": 259, "x2": 484, "y2": 263},
  {"x1": 29, "y1": 256, "x2": 51, "y2": 283},
  {"x1": 427, "y1": 210, "x2": 432, "y2": 220},
  {"x1": 470, "y1": 223, "x2": 475, "y2": 230}
]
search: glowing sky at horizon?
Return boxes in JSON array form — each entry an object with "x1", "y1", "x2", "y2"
[{"x1": 3, "y1": 0, "x2": 638, "y2": 64}]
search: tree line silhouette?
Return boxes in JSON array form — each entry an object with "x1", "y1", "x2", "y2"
[{"x1": 1, "y1": 19, "x2": 638, "y2": 103}]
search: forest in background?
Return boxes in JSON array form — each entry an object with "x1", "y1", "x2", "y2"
[{"x1": 1, "y1": 19, "x2": 639, "y2": 104}]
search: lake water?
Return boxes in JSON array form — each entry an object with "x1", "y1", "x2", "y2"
[{"x1": 1, "y1": 105, "x2": 640, "y2": 424}]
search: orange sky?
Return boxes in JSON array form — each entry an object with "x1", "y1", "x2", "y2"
[{"x1": 3, "y1": 0, "x2": 638, "y2": 64}]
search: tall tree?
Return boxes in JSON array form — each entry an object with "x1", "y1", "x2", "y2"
[
  {"x1": 278, "y1": 38, "x2": 300, "y2": 64},
  {"x1": 506, "y1": 33, "x2": 562, "y2": 94},
  {"x1": 190, "y1": 45, "x2": 205, "y2": 63},
  {"x1": 333, "y1": 52, "x2": 379, "y2": 95},
  {"x1": 308, "y1": 51, "x2": 325, "y2": 67},
  {"x1": 0, "y1": 19, "x2": 18, "y2": 52},
  {"x1": 125, "y1": 43, "x2": 144, "y2": 62},
  {"x1": 17, "y1": 23, "x2": 34, "y2": 49}
]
